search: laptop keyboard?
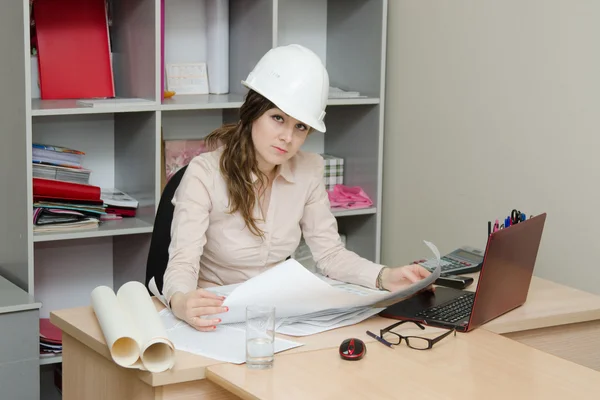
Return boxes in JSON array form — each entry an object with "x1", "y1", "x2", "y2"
[{"x1": 416, "y1": 292, "x2": 475, "y2": 323}]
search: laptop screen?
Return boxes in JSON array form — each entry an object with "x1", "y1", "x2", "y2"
[{"x1": 467, "y1": 213, "x2": 547, "y2": 330}]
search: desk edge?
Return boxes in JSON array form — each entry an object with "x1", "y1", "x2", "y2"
[
  {"x1": 485, "y1": 309, "x2": 600, "y2": 334},
  {"x1": 205, "y1": 368, "x2": 261, "y2": 400}
]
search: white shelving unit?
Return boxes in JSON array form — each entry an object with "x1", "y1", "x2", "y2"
[{"x1": 0, "y1": 0, "x2": 387, "y2": 397}]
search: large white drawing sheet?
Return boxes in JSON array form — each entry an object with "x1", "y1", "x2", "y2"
[
  {"x1": 204, "y1": 240, "x2": 442, "y2": 324},
  {"x1": 147, "y1": 240, "x2": 441, "y2": 361}
]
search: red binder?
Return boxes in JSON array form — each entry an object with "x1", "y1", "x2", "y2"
[
  {"x1": 40, "y1": 318, "x2": 62, "y2": 344},
  {"x1": 33, "y1": 178, "x2": 101, "y2": 202},
  {"x1": 34, "y1": 0, "x2": 114, "y2": 99}
]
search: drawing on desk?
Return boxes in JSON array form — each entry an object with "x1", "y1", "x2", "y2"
[
  {"x1": 90, "y1": 281, "x2": 175, "y2": 373},
  {"x1": 149, "y1": 241, "x2": 441, "y2": 332},
  {"x1": 146, "y1": 241, "x2": 440, "y2": 362},
  {"x1": 222, "y1": 240, "x2": 439, "y2": 324},
  {"x1": 158, "y1": 309, "x2": 303, "y2": 364}
]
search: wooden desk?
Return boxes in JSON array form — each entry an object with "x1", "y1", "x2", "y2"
[
  {"x1": 469, "y1": 273, "x2": 600, "y2": 370},
  {"x1": 206, "y1": 329, "x2": 600, "y2": 400},
  {"x1": 50, "y1": 275, "x2": 600, "y2": 400}
]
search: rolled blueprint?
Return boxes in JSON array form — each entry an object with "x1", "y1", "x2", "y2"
[
  {"x1": 206, "y1": 0, "x2": 229, "y2": 94},
  {"x1": 91, "y1": 281, "x2": 175, "y2": 373},
  {"x1": 116, "y1": 281, "x2": 175, "y2": 373},
  {"x1": 90, "y1": 286, "x2": 141, "y2": 368}
]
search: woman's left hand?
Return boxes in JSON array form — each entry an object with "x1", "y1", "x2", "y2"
[{"x1": 380, "y1": 264, "x2": 434, "y2": 292}]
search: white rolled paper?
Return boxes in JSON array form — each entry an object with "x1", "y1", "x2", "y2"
[
  {"x1": 91, "y1": 281, "x2": 175, "y2": 373},
  {"x1": 206, "y1": 0, "x2": 229, "y2": 94},
  {"x1": 90, "y1": 286, "x2": 141, "y2": 368},
  {"x1": 116, "y1": 281, "x2": 175, "y2": 373}
]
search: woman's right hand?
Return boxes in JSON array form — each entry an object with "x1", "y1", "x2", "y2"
[{"x1": 169, "y1": 289, "x2": 228, "y2": 332}]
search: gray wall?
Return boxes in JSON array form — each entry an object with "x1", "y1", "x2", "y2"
[{"x1": 382, "y1": 0, "x2": 600, "y2": 294}]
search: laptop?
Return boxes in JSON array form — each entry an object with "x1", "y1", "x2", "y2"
[{"x1": 379, "y1": 212, "x2": 547, "y2": 332}]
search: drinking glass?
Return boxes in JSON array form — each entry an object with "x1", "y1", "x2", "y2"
[{"x1": 245, "y1": 305, "x2": 276, "y2": 369}]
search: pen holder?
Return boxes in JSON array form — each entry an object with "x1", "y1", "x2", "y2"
[{"x1": 488, "y1": 208, "x2": 532, "y2": 236}]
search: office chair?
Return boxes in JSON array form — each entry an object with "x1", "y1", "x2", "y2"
[{"x1": 145, "y1": 165, "x2": 188, "y2": 295}]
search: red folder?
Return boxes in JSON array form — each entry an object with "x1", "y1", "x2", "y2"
[
  {"x1": 33, "y1": 178, "x2": 101, "y2": 202},
  {"x1": 34, "y1": 0, "x2": 114, "y2": 99},
  {"x1": 40, "y1": 318, "x2": 62, "y2": 344}
]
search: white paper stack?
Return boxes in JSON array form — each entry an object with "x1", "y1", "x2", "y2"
[
  {"x1": 274, "y1": 306, "x2": 384, "y2": 336},
  {"x1": 149, "y1": 240, "x2": 442, "y2": 361},
  {"x1": 202, "y1": 241, "x2": 440, "y2": 325}
]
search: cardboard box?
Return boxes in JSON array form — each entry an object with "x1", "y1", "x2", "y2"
[{"x1": 321, "y1": 154, "x2": 344, "y2": 191}]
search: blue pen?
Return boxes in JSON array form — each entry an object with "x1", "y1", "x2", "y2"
[
  {"x1": 505, "y1": 216, "x2": 511, "y2": 227},
  {"x1": 366, "y1": 330, "x2": 394, "y2": 348}
]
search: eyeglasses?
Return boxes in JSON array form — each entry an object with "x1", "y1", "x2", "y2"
[{"x1": 379, "y1": 320, "x2": 456, "y2": 350}]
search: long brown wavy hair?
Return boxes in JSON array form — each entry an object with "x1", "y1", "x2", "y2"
[{"x1": 204, "y1": 90, "x2": 277, "y2": 238}]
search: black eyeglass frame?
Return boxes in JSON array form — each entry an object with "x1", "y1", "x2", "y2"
[{"x1": 379, "y1": 320, "x2": 456, "y2": 350}]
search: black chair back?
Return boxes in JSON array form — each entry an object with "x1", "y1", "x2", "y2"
[{"x1": 145, "y1": 165, "x2": 188, "y2": 294}]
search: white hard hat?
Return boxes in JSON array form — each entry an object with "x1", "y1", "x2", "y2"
[{"x1": 242, "y1": 44, "x2": 329, "y2": 132}]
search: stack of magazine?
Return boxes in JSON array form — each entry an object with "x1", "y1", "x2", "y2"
[{"x1": 32, "y1": 143, "x2": 91, "y2": 185}]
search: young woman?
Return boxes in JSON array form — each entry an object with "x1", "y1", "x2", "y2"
[{"x1": 164, "y1": 44, "x2": 431, "y2": 331}]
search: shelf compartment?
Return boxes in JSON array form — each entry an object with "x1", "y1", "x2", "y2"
[
  {"x1": 29, "y1": 0, "x2": 158, "y2": 115},
  {"x1": 32, "y1": 112, "x2": 158, "y2": 192},
  {"x1": 323, "y1": 104, "x2": 382, "y2": 207},
  {"x1": 277, "y1": 0, "x2": 385, "y2": 99},
  {"x1": 163, "y1": 0, "x2": 273, "y2": 100},
  {"x1": 337, "y1": 212, "x2": 379, "y2": 263},
  {"x1": 31, "y1": 111, "x2": 159, "y2": 243},
  {"x1": 34, "y1": 237, "x2": 120, "y2": 320}
]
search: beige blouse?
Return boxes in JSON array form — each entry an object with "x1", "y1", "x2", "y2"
[{"x1": 162, "y1": 146, "x2": 383, "y2": 304}]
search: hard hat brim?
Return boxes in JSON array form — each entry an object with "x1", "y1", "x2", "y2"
[{"x1": 241, "y1": 80, "x2": 327, "y2": 133}]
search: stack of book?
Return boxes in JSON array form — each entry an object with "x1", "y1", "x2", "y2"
[
  {"x1": 32, "y1": 143, "x2": 91, "y2": 185},
  {"x1": 40, "y1": 318, "x2": 62, "y2": 359},
  {"x1": 32, "y1": 180, "x2": 141, "y2": 231},
  {"x1": 32, "y1": 143, "x2": 104, "y2": 232},
  {"x1": 33, "y1": 178, "x2": 105, "y2": 232},
  {"x1": 31, "y1": 142, "x2": 141, "y2": 232}
]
